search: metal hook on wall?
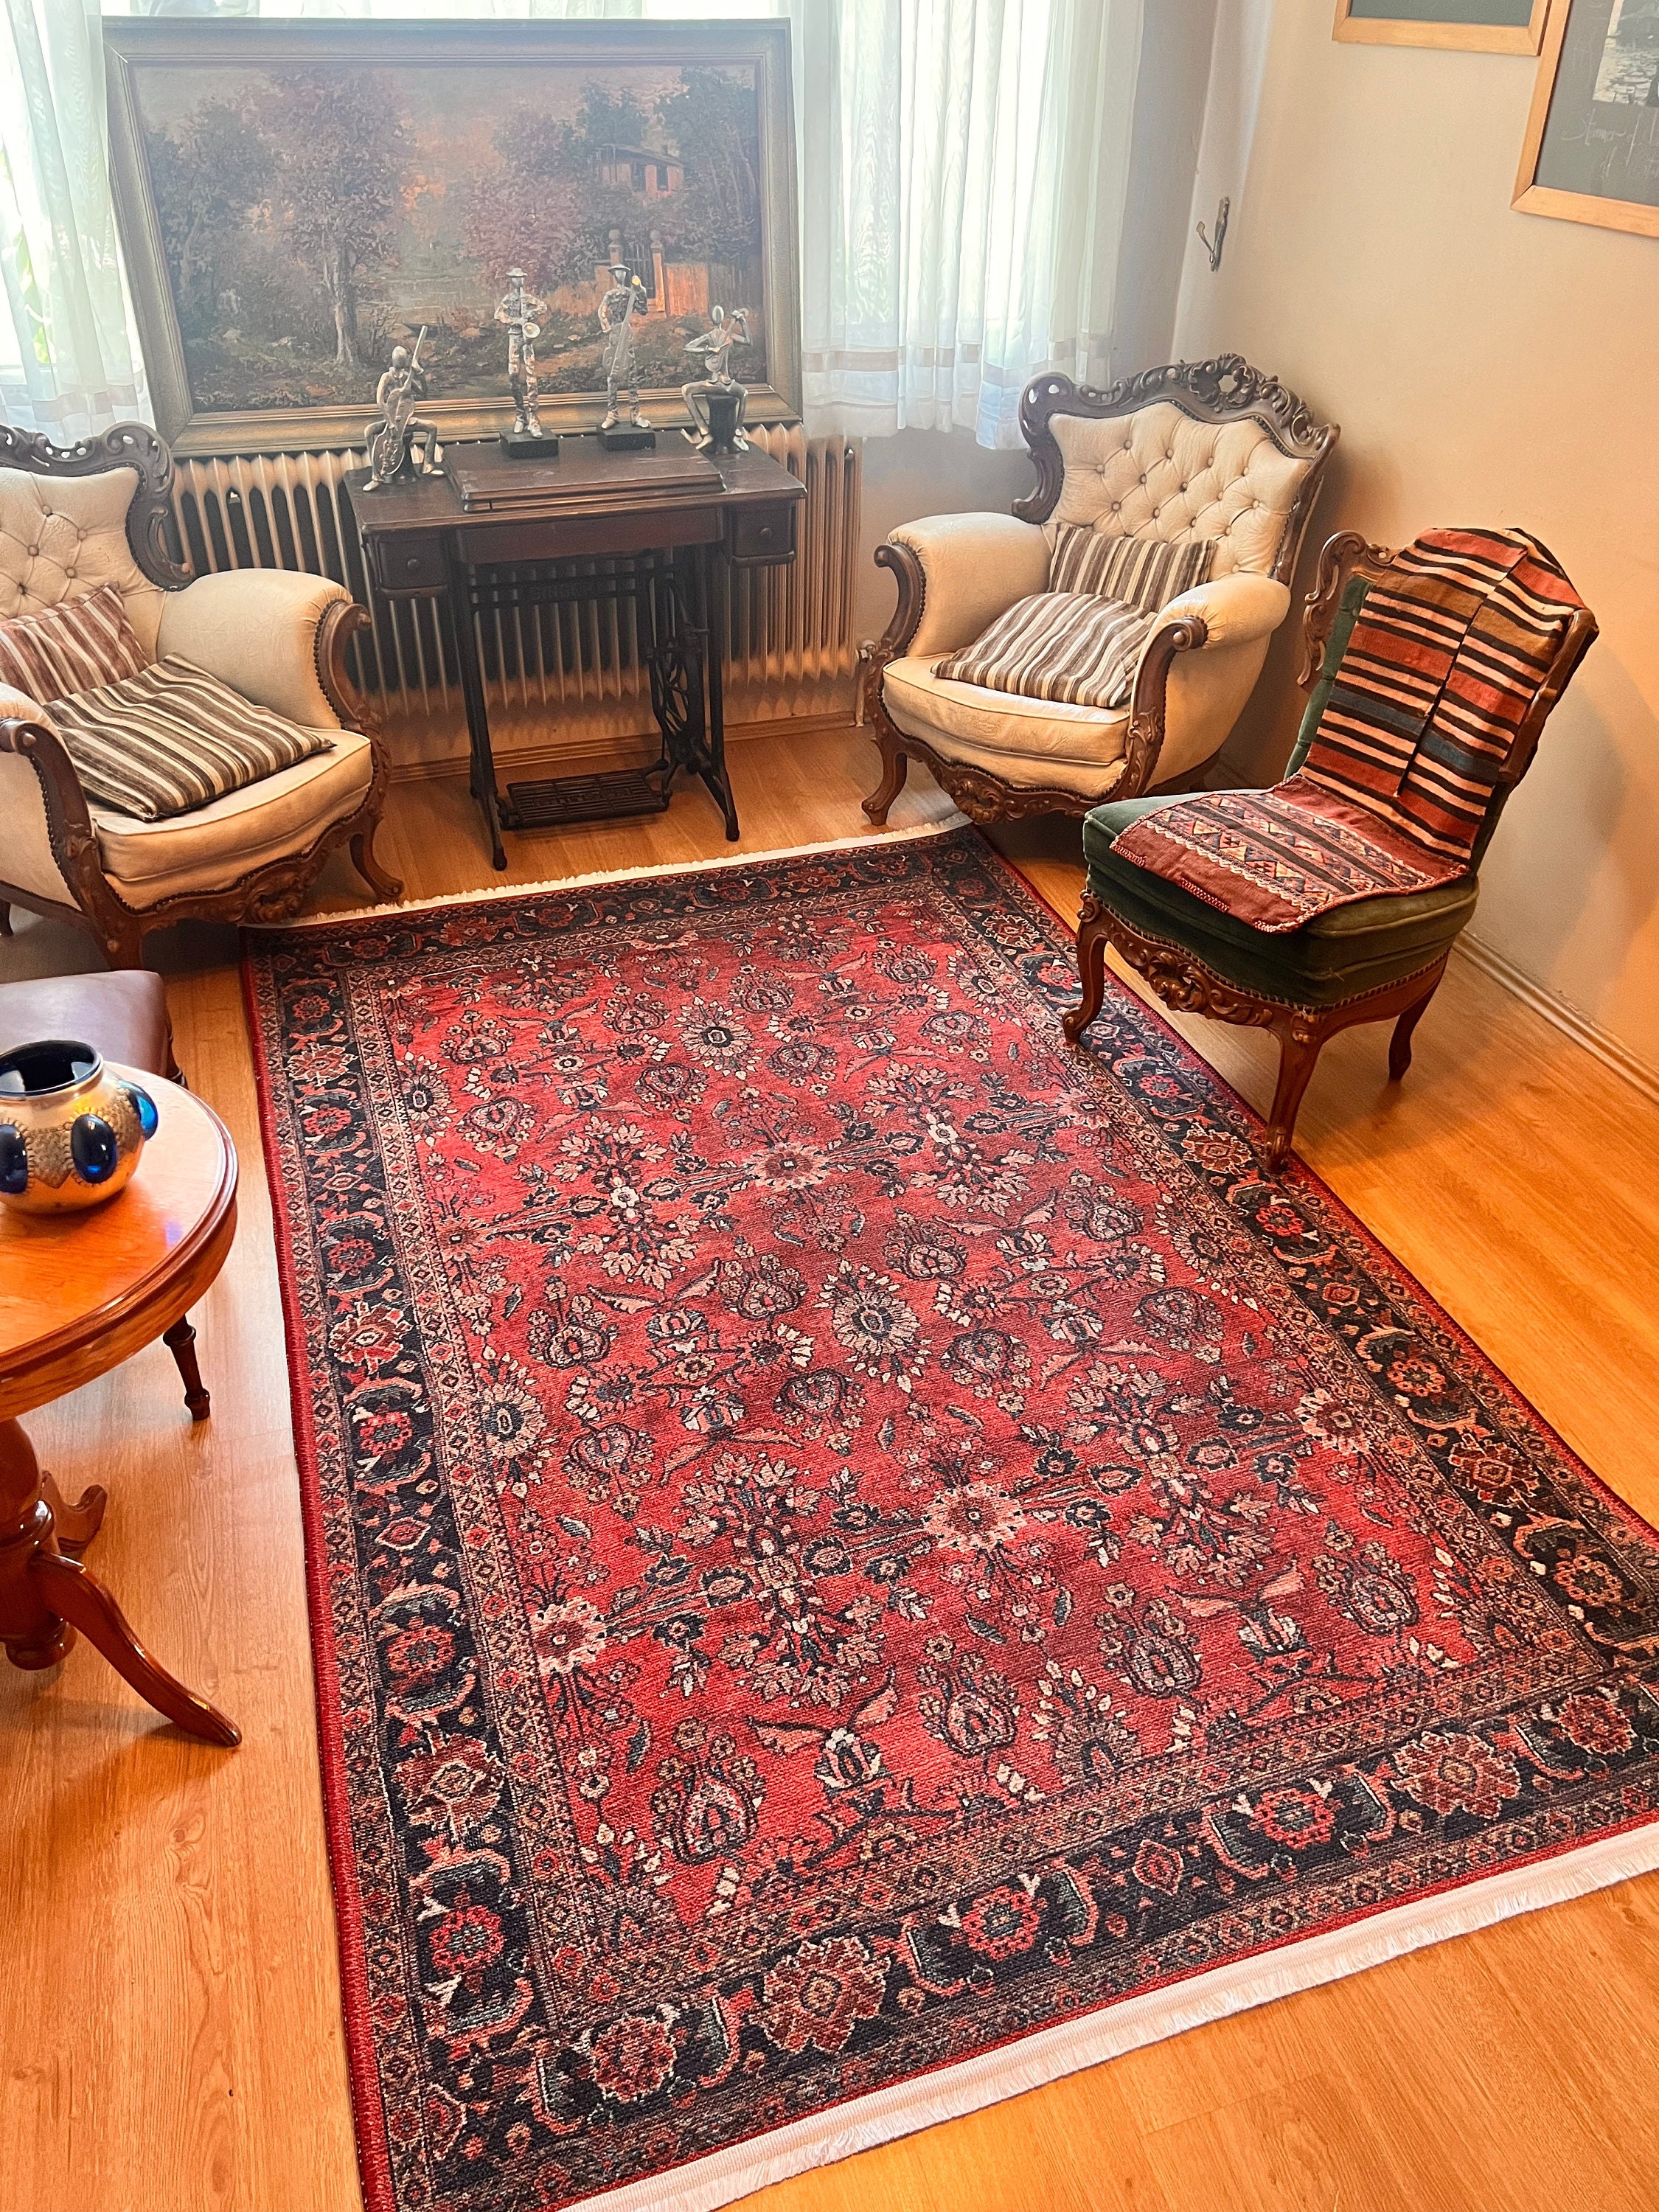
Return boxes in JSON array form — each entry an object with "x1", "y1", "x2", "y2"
[{"x1": 1196, "y1": 196, "x2": 1230, "y2": 274}]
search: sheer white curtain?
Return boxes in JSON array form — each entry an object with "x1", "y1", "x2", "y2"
[
  {"x1": 799, "y1": 0, "x2": 1143, "y2": 447},
  {"x1": 5, "y1": 0, "x2": 1145, "y2": 449},
  {"x1": 0, "y1": 0, "x2": 147, "y2": 438}
]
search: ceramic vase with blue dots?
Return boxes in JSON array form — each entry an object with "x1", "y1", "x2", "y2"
[{"x1": 0, "y1": 1040, "x2": 159, "y2": 1214}]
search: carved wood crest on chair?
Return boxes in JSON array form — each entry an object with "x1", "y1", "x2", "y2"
[
  {"x1": 859, "y1": 355, "x2": 1339, "y2": 827},
  {"x1": 0, "y1": 422, "x2": 400, "y2": 967}
]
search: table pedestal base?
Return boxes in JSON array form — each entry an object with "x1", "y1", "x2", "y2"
[{"x1": 0, "y1": 1419, "x2": 239, "y2": 1745}]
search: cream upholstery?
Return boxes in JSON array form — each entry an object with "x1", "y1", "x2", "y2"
[
  {"x1": 890, "y1": 512, "x2": 1051, "y2": 660},
  {"x1": 882, "y1": 552, "x2": 1290, "y2": 799},
  {"x1": 156, "y1": 568, "x2": 352, "y2": 731},
  {"x1": 1046, "y1": 406, "x2": 1307, "y2": 578},
  {"x1": 91, "y1": 730, "x2": 375, "y2": 908},
  {"x1": 0, "y1": 681, "x2": 42, "y2": 722},
  {"x1": 0, "y1": 465, "x2": 166, "y2": 658},
  {"x1": 885, "y1": 661, "x2": 1128, "y2": 769},
  {"x1": 0, "y1": 668, "x2": 373, "y2": 912},
  {"x1": 0, "y1": 456, "x2": 389, "y2": 953},
  {"x1": 1163, "y1": 571, "x2": 1290, "y2": 643},
  {"x1": 873, "y1": 395, "x2": 1313, "y2": 805},
  {"x1": 0, "y1": 745, "x2": 78, "y2": 907}
]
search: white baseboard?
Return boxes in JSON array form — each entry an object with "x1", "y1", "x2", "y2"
[{"x1": 1454, "y1": 933, "x2": 1659, "y2": 1110}]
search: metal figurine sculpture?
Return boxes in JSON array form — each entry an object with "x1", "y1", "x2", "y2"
[
  {"x1": 495, "y1": 268, "x2": 549, "y2": 441},
  {"x1": 364, "y1": 327, "x2": 437, "y2": 490},
  {"x1": 681, "y1": 305, "x2": 752, "y2": 454},
  {"x1": 598, "y1": 264, "x2": 651, "y2": 433}
]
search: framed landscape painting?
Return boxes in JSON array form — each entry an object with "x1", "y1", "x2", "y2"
[
  {"x1": 1332, "y1": 0, "x2": 1549, "y2": 52},
  {"x1": 104, "y1": 18, "x2": 801, "y2": 456},
  {"x1": 1514, "y1": 0, "x2": 1659, "y2": 236}
]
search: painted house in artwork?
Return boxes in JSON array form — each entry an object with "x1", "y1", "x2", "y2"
[
  {"x1": 594, "y1": 142, "x2": 685, "y2": 198},
  {"x1": 587, "y1": 138, "x2": 748, "y2": 326}
]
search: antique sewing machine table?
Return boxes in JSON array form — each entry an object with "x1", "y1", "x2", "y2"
[{"x1": 344, "y1": 436, "x2": 805, "y2": 866}]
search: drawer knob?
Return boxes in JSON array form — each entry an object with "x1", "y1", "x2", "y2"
[{"x1": 404, "y1": 554, "x2": 424, "y2": 576}]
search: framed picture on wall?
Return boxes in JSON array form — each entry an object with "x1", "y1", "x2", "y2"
[
  {"x1": 1332, "y1": 1, "x2": 1549, "y2": 53},
  {"x1": 1514, "y1": 0, "x2": 1659, "y2": 237},
  {"x1": 104, "y1": 16, "x2": 801, "y2": 455}
]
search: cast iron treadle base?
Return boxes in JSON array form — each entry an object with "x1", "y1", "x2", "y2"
[{"x1": 504, "y1": 769, "x2": 669, "y2": 827}]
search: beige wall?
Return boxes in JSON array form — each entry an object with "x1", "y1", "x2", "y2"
[{"x1": 1175, "y1": 6, "x2": 1659, "y2": 1074}]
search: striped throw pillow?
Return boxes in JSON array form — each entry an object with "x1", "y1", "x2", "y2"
[
  {"x1": 1048, "y1": 528, "x2": 1214, "y2": 610},
  {"x1": 0, "y1": 582, "x2": 147, "y2": 701},
  {"x1": 934, "y1": 593, "x2": 1156, "y2": 712},
  {"x1": 46, "y1": 656, "x2": 335, "y2": 821}
]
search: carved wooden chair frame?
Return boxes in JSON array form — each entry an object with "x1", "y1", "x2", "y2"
[
  {"x1": 0, "y1": 422, "x2": 399, "y2": 968},
  {"x1": 1063, "y1": 529, "x2": 1600, "y2": 1167},
  {"x1": 858, "y1": 355, "x2": 1340, "y2": 827}
]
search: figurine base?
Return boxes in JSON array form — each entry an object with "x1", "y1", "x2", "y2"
[
  {"x1": 700, "y1": 386, "x2": 746, "y2": 457},
  {"x1": 500, "y1": 431, "x2": 561, "y2": 462},
  {"x1": 597, "y1": 423, "x2": 657, "y2": 453}
]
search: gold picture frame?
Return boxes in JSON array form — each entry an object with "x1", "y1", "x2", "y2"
[
  {"x1": 105, "y1": 17, "x2": 801, "y2": 456},
  {"x1": 1514, "y1": 0, "x2": 1659, "y2": 237},
  {"x1": 1333, "y1": 1, "x2": 1549, "y2": 53}
]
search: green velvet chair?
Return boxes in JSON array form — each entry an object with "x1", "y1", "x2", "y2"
[{"x1": 1063, "y1": 529, "x2": 1599, "y2": 1166}]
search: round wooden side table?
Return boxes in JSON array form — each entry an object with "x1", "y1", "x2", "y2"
[{"x1": 0, "y1": 1071, "x2": 240, "y2": 1746}]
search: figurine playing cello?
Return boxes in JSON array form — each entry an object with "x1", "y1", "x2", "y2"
[
  {"x1": 598, "y1": 262, "x2": 652, "y2": 436},
  {"x1": 681, "y1": 305, "x2": 752, "y2": 453},
  {"x1": 495, "y1": 268, "x2": 549, "y2": 444},
  {"x1": 364, "y1": 327, "x2": 437, "y2": 490}
]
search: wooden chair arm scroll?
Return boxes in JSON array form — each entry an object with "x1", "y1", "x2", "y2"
[{"x1": 858, "y1": 539, "x2": 927, "y2": 728}]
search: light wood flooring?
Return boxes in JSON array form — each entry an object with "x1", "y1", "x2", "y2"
[{"x1": 4, "y1": 725, "x2": 1658, "y2": 2212}]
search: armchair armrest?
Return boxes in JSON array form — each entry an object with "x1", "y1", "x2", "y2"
[
  {"x1": 1120, "y1": 571, "x2": 1293, "y2": 796},
  {"x1": 860, "y1": 511, "x2": 1050, "y2": 730},
  {"x1": 865, "y1": 510, "x2": 1049, "y2": 663},
  {"x1": 156, "y1": 568, "x2": 375, "y2": 732},
  {"x1": 0, "y1": 691, "x2": 107, "y2": 921},
  {"x1": 1160, "y1": 571, "x2": 1290, "y2": 650}
]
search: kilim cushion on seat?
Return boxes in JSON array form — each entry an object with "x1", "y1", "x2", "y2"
[
  {"x1": 933, "y1": 591, "x2": 1155, "y2": 712},
  {"x1": 1047, "y1": 526, "x2": 1214, "y2": 609},
  {"x1": 0, "y1": 580, "x2": 147, "y2": 700},
  {"x1": 46, "y1": 655, "x2": 335, "y2": 821},
  {"x1": 1110, "y1": 528, "x2": 1585, "y2": 929}
]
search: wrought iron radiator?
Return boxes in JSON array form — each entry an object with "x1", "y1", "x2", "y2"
[{"x1": 167, "y1": 425, "x2": 862, "y2": 772}]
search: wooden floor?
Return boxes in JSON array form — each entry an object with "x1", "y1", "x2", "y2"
[{"x1": 4, "y1": 724, "x2": 1658, "y2": 2212}]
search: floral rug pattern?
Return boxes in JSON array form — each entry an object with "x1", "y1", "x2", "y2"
[{"x1": 246, "y1": 829, "x2": 1659, "y2": 2212}]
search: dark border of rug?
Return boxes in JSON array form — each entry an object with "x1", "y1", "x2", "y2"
[{"x1": 242, "y1": 822, "x2": 1657, "y2": 2212}]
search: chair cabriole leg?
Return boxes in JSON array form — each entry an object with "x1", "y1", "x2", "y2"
[
  {"x1": 350, "y1": 824, "x2": 403, "y2": 902},
  {"x1": 1063, "y1": 893, "x2": 1110, "y2": 1045},
  {"x1": 862, "y1": 729, "x2": 909, "y2": 825},
  {"x1": 1388, "y1": 975, "x2": 1441, "y2": 1082},
  {"x1": 1265, "y1": 1020, "x2": 1327, "y2": 1169}
]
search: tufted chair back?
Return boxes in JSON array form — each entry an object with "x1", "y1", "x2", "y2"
[
  {"x1": 1047, "y1": 406, "x2": 1307, "y2": 578},
  {"x1": 1015, "y1": 358, "x2": 1338, "y2": 588},
  {"x1": 0, "y1": 463, "x2": 167, "y2": 664}
]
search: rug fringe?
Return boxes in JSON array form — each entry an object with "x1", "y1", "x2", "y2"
[
  {"x1": 248, "y1": 813, "x2": 972, "y2": 932},
  {"x1": 577, "y1": 1818, "x2": 1659, "y2": 2212}
]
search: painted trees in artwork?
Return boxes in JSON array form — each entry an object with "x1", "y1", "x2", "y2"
[
  {"x1": 464, "y1": 69, "x2": 762, "y2": 298},
  {"x1": 465, "y1": 83, "x2": 650, "y2": 293},
  {"x1": 653, "y1": 68, "x2": 760, "y2": 269},
  {"x1": 144, "y1": 59, "x2": 767, "y2": 411},
  {"x1": 262, "y1": 74, "x2": 408, "y2": 369},
  {"x1": 147, "y1": 99, "x2": 272, "y2": 337}
]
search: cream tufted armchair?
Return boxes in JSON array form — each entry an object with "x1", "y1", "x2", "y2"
[
  {"x1": 860, "y1": 358, "x2": 1338, "y2": 824},
  {"x1": 0, "y1": 422, "x2": 400, "y2": 967}
]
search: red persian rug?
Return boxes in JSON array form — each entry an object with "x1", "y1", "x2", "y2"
[{"x1": 246, "y1": 825, "x2": 1659, "y2": 2212}]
